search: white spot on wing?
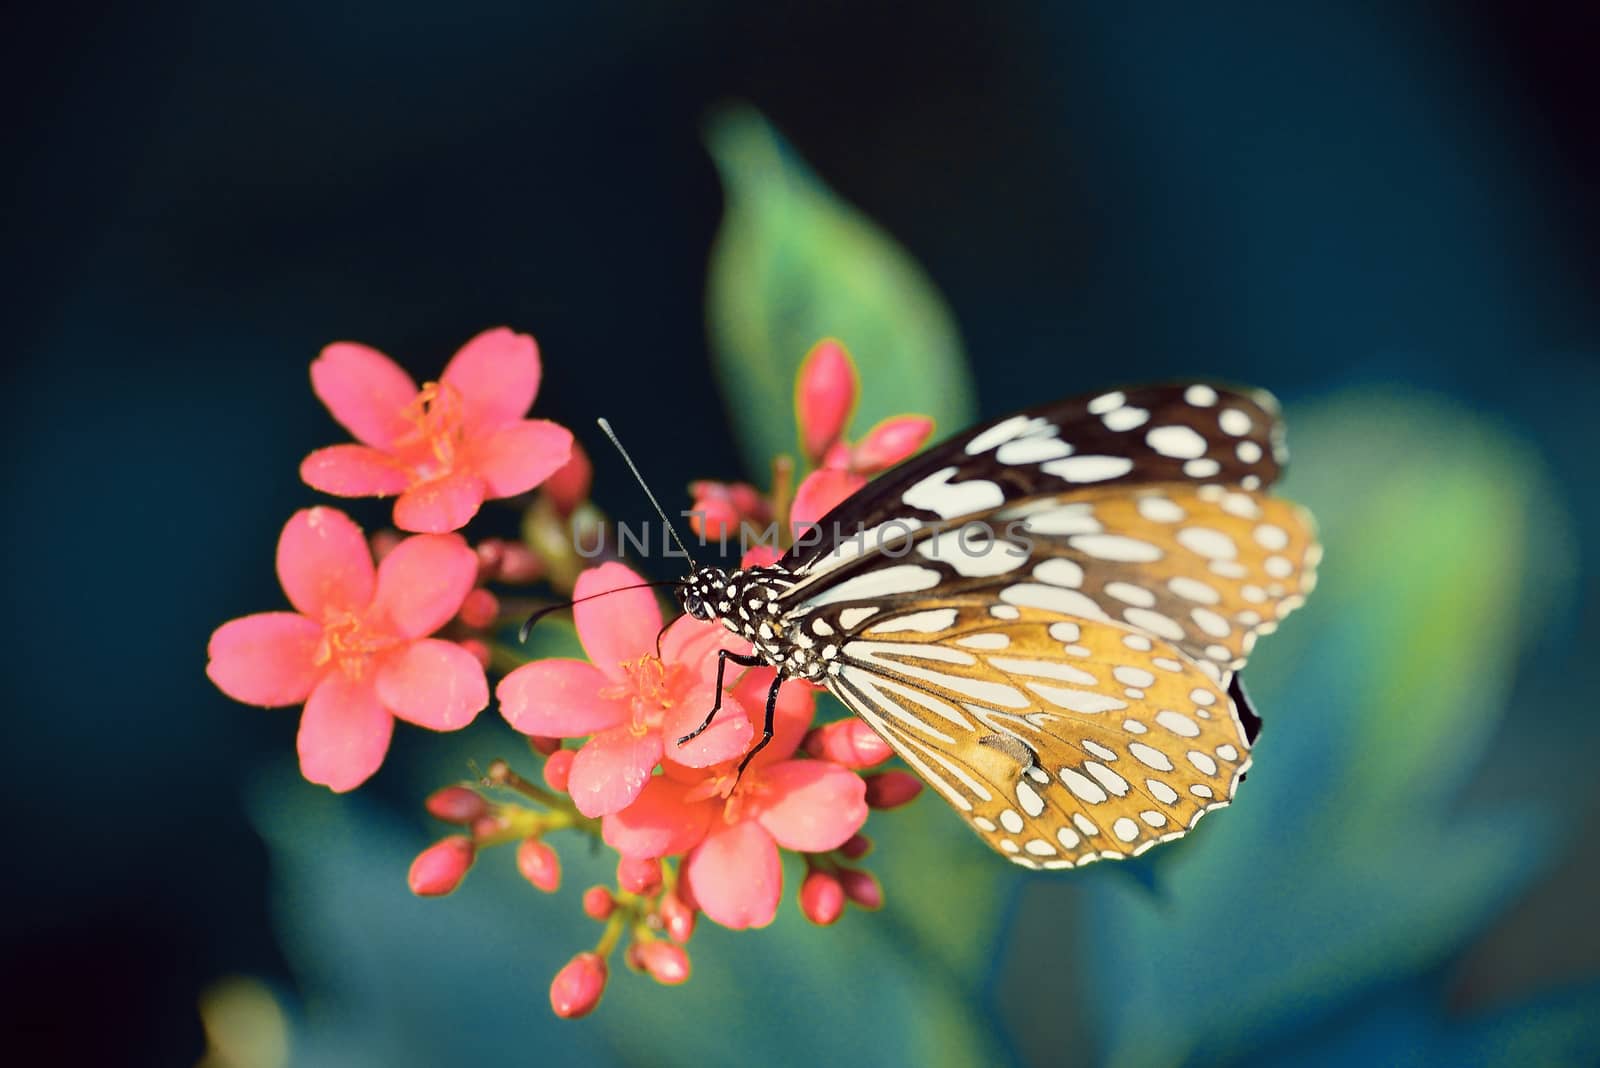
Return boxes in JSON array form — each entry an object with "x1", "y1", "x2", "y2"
[
  {"x1": 1069, "y1": 534, "x2": 1163, "y2": 562},
  {"x1": 1185, "y1": 384, "x2": 1218, "y2": 407},
  {"x1": 1043, "y1": 455, "x2": 1134, "y2": 483},
  {"x1": 1146, "y1": 425, "x2": 1208, "y2": 459},
  {"x1": 869, "y1": 608, "x2": 961, "y2": 634},
  {"x1": 903, "y1": 466, "x2": 1004, "y2": 519}
]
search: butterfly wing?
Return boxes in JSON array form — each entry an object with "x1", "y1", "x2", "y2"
[
  {"x1": 823, "y1": 601, "x2": 1251, "y2": 867},
  {"x1": 783, "y1": 483, "x2": 1319, "y2": 679},
  {"x1": 783, "y1": 381, "x2": 1286, "y2": 574}
]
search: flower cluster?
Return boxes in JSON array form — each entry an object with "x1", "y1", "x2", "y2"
[{"x1": 207, "y1": 329, "x2": 926, "y2": 1017}]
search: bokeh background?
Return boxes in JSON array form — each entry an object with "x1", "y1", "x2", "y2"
[{"x1": 9, "y1": 4, "x2": 1600, "y2": 1065}]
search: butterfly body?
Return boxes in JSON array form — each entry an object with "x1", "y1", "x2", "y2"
[{"x1": 674, "y1": 382, "x2": 1318, "y2": 870}]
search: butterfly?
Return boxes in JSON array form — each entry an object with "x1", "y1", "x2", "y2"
[{"x1": 651, "y1": 382, "x2": 1319, "y2": 870}]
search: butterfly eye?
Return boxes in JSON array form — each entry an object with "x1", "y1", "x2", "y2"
[{"x1": 682, "y1": 592, "x2": 708, "y2": 619}]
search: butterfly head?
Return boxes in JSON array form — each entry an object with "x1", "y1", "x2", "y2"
[{"x1": 676, "y1": 566, "x2": 731, "y2": 623}]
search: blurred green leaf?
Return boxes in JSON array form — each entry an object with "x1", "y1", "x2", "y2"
[
  {"x1": 704, "y1": 105, "x2": 976, "y2": 477},
  {"x1": 1070, "y1": 392, "x2": 1578, "y2": 1067}
]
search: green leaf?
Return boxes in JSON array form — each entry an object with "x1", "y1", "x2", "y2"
[{"x1": 705, "y1": 105, "x2": 976, "y2": 477}]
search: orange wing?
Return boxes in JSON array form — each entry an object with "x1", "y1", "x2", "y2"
[{"x1": 827, "y1": 603, "x2": 1253, "y2": 868}]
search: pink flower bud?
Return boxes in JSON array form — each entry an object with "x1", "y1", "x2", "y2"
[
  {"x1": 688, "y1": 481, "x2": 771, "y2": 540},
  {"x1": 458, "y1": 638, "x2": 491, "y2": 669},
  {"x1": 495, "y1": 542, "x2": 544, "y2": 584},
  {"x1": 635, "y1": 940, "x2": 691, "y2": 985},
  {"x1": 689, "y1": 489, "x2": 741, "y2": 541},
  {"x1": 424, "y1": 785, "x2": 488, "y2": 825},
  {"x1": 740, "y1": 544, "x2": 782, "y2": 569},
  {"x1": 863, "y1": 770, "x2": 923, "y2": 809},
  {"x1": 819, "y1": 440, "x2": 853, "y2": 472},
  {"x1": 543, "y1": 441, "x2": 594, "y2": 516},
  {"x1": 528, "y1": 736, "x2": 562, "y2": 757},
  {"x1": 838, "y1": 868, "x2": 882, "y2": 910},
  {"x1": 582, "y1": 885, "x2": 615, "y2": 920},
  {"x1": 851, "y1": 415, "x2": 934, "y2": 473},
  {"x1": 408, "y1": 836, "x2": 475, "y2": 896},
  {"x1": 543, "y1": 748, "x2": 575, "y2": 793},
  {"x1": 804, "y1": 719, "x2": 893, "y2": 768},
  {"x1": 799, "y1": 870, "x2": 846, "y2": 926},
  {"x1": 659, "y1": 891, "x2": 696, "y2": 943},
  {"x1": 549, "y1": 952, "x2": 608, "y2": 1018},
  {"x1": 838, "y1": 833, "x2": 872, "y2": 860},
  {"x1": 790, "y1": 468, "x2": 865, "y2": 530},
  {"x1": 795, "y1": 339, "x2": 857, "y2": 462},
  {"x1": 470, "y1": 814, "x2": 507, "y2": 840},
  {"x1": 474, "y1": 538, "x2": 505, "y2": 580},
  {"x1": 617, "y1": 855, "x2": 662, "y2": 895},
  {"x1": 457, "y1": 588, "x2": 500, "y2": 630},
  {"x1": 517, "y1": 837, "x2": 561, "y2": 893}
]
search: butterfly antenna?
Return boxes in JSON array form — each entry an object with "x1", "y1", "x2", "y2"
[
  {"x1": 517, "y1": 580, "x2": 680, "y2": 643},
  {"x1": 597, "y1": 417, "x2": 698, "y2": 569}
]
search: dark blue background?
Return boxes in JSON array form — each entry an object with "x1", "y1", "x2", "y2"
[{"x1": 7, "y1": 4, "x2": 1597, "y2": 1063}]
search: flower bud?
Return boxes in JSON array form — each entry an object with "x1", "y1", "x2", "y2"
[
  {"x1": 863, "y1": 770, "x2": 923, "y2": 809},
  {"x1": 659, "y1": 891, "x2": 696, "y2": 943},
  {"x1": 838, "y1": 868, "x2": 883, "y2": 910},
  {"x1": 617, "y1": 855, "x2": 662, "y2": 895},
  {"x1": 496, "y1": 542, "x2": 544, "y2": 584},
  {"x1": 796, "y1": 339, "x2": 857, "y2": 463},
  {"x1": 527, "y1": 736, "x2": 562, "y2": 757},
  {"x1": 458, "y1": 638, "x2": 491, "y2": 669},
  {"x1": 635, "y1": 940, "x2": 691, "y2": 985},
  {"x1": 838, "y1": 833, "x2": 872, "y2": 860},
  {"x1": 474, "y1": 538, "x2": 505, "y2": 580},
  {"x1": 543, "y1": 748, "x2": 575, "y2": 793},
  {"x1": 408, "y1": 836, "x2": 475, "y2": 896},
  {"x1": 517, "y1": 837, "x2": 561, "y2": 893},
  {"x1": 804, "y1": 719, "x2": 893, "y2": 768},
  {"x1": 582, "y1": 885, "x2": 615, "y2": 920},
  {"x1": 549, "y1": 952, "x2": 607, "y2": 1018},
  {"x1": 457, "y1": 587, "x2": 500, "y2": 630},
  {"x1": 799, "y1": 870, "x2": 846, "y2": 926},
  {"x1": 790, "y1": 468, "x2": 865, "y2": 530},
  {"x1": 852, "y1": 415, "x2": 934, "y2": 473},
  {"x1": 424, "y1": 785, "x2": 488, "y2": 825},
  {"x1": 543, "y1": 441, "x2": 593, "y2": 516}
]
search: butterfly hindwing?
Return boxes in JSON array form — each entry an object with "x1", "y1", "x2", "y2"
[{"x1": 824, "y1": 601, "x2": 1250, "y2": 867}]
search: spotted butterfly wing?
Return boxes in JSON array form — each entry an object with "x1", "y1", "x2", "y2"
[{"x1": 761, "y1": 382, "x2": 1317, "y2": 867}]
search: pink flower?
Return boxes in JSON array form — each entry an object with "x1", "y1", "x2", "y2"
[
  {"x1": 602, "y1": 674, "x2": 866, "y2": 931},
  {"x1": 206, "y1": 507, "x2": 488, "y2": 791},
  {"x1": 687, "y1": 480, "x2": 773, "y2": 541},
  {"x1": 795, "y1": 339, "x2": 858, "y2": 464},
  {"x1": 300, "y1": 328, "x2": 574, "y2": 533},
  {"x1": 496, "y1": 562, "x2": 756, "y2": 818}
]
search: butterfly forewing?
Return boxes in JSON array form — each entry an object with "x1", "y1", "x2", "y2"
[
  {"x1": 784, "y1": 382, "x2": 1286, "y2": 574},
  {"x1": 825, "y1": 602, "x2": 1250, "y2": 867}
]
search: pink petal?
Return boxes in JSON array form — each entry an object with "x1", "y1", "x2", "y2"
[
  {"x1": 790, "y1": 468, "x2": 865, "y2": 530},
  {"x1": 662, "y1": 682, "x2": 753, "y2": 768},
  {"x1": 439, "y1": 327, "x2": 541, "y2": 432},
  {"x1": 206, "y1": 612, "x2": 324, "y2": 707},
  {"x1": 601, "y1": 777, "x2": 715, "y2": 859},
  {"x1": 310, "y1": 342, "x2": 419, "y2": 449},
  {"x1": 368, "y1": 532, "x2": 478, "y2": 638},
  {"x1": 660, "y1": 614, "x2": 750, "y2": 683},
  {"x1": 751, "y1": 759, "x2": 868, "y2": 852},
  {"x1": 392, "y1": 470, "x2": 488, "y2": 533},
  {"x1": 683, "y1": 819, "x2": 782, "y2": 930},
  {"x1": 795, "y1": 339, "x2": 858, "y2": 463},
  {"x1": 496, "y1": 659, "x2": 626, "y2": 737},
  {"x1": 573, "y1": 563, "x2": 662, "y2": 683},
  {"x1": 374, "y1": 638, "x2": 488, "y2": 730},
  {"x1": 740, "y1": 544, "x2": 782, "y2": 569},
  {"x1": 731, "y1": 670, "x2": 816, "y2": 766},
  {"x1": 300, "y1": 444, "x2": 410, "y2": 497},
  {"x1": 566, "y1": 725, "x2": 664, "y2": 818},
  {"x1": 852, "y1": 415, "x2": 935, "y2": 473},
  {"x1": 297, "y1": 671, "x2": 394, "y2": 792},
  {"x1": 468, "y1": 419, "x2": 573, "y2": 498},
  {"x1": 276, "y1": 507, "x2": 376, "y2": 618}
]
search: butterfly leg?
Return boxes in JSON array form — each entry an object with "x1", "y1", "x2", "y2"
[
  {"x1": 677, "y1": 648, "x2": 765, "y2": 745},
  {"x1": 734, "y1": 672, "x2": 783, "y2": 782}
]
